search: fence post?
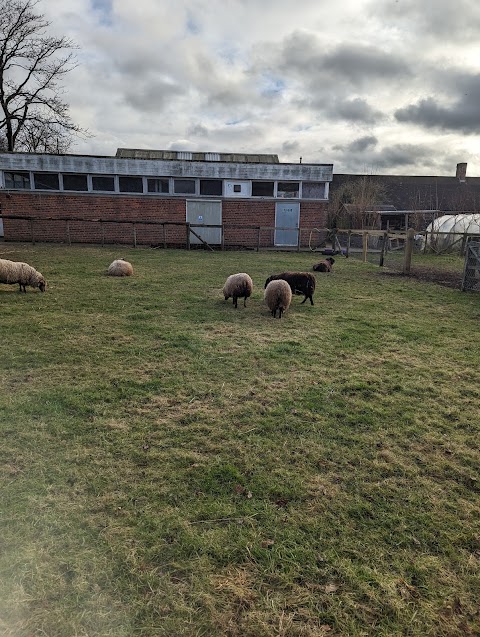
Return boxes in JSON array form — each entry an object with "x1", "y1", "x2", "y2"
[
  {"x1": 403, "y1": 228, "x2": 415, "y2": 274},
  {"x1": 101, "y1": 221, "x2": 105, "y2": 247},
  {"x1": 133, "y1": 223, "x2": 137, "y2": 248},
  {"x1": 30, "y1": 219, "x2": 35, "y2": 245},
  {"x1": 164, "y1": 223, "x2": 167, "y2": 249},
  {"x1": 257, "y1": 227, "x2": 261, "y2": 252},
  {"x1": 379, "y1": 231, "x2": 388, "y2": 267},
  {"x1": 221, "y1": 223, "x2": 225, "y2": 251},
  {"x1": 66, "y1": 220, "x2": 71, "y2": 246},
  {"x1": 186, "y1": 223, "x2": 190, "y2": 250},
  {"x1": 362, "y1": 232, "x2": 368, "y2": 262},
  {"x1": 346, "y1": 230, "x2": 351, "y2": 258}
]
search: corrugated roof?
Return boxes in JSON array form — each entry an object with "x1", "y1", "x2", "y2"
[{"x1": 115, "y1": 148, "x2": 280, "y2": 163}]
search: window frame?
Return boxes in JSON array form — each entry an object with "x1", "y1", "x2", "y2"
[
  {"x1": 173, "y1": 178, "x2": 196, "y2": 195},
  {"x1": 4, "y1": 171, "x2": 31, "y2": 190},
  {"x1": 91, "y1": 175, "x2": 116, "y2": 192},
  {"x1": 33, "y1": 172, "x2": 60, "y2": 191},
  {"x1": 251, "y1": 181, "x2": 275, "y2": 197}
]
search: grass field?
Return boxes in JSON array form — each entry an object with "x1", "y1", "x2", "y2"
[{"x1": 1, "y1": 244, "x2": 479, "y2": 637}]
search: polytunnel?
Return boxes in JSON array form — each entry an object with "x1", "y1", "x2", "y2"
[{"x1": 424, "y1": 214, "x2": 480, "y2": 252}]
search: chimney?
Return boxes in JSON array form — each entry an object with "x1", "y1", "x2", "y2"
[{"x1": 456, "y1": 162, "x2": 467, "y2": 182}]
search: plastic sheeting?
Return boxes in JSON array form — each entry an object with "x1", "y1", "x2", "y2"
[{"x1": 424, "y1": 214, "x2": 480, "y2": 252}]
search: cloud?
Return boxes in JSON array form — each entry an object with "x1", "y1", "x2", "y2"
[
  {"x1": 123, "y1": 78, "x2": 186, "y2": 112},
  {"x1": 187, "y1": 123, "x2": 210, "y2": 137},
  {"x1": 324, "y1": 98, "x2": 384, "y2": 124},
  {"x1": 277, "y1": 32, "x2": 411, "y2": 88},
  {"x1": 394, "y1": 72, "x2": 480, "y2": 133},
  {"x1": 368, "y1": 0, "x2": 480, "y2": 42},
  {"x1": 332, "y1": 141, "x2": 454, "y2": 173},
  {"x1": 347, "y1": 136, "x2": 378, "y2": 152}
]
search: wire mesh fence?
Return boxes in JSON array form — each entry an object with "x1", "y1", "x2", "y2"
[{"x1": 462, "y1": 240, "x2": 480, "y2": 292}]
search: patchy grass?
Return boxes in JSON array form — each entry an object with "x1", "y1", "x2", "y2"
[{"x1": 1, "y1": 244, "x2": 479, "y2": 637}]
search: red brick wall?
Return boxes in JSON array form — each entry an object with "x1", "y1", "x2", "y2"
[{"x1": 0, "y1": 191, "x2": 328, "y2": 247}]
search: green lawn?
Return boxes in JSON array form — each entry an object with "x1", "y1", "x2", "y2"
[{"x1": 1, "y1": 245, "x2": 479, "y2": 637}]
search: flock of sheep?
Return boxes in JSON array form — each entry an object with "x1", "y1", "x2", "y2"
[
  {"x1": 223, "y1": 256, "x2": 335, "y2": 319},
  {"x1": 0, "y1": 255, "x2": 335, "y2": 319}
]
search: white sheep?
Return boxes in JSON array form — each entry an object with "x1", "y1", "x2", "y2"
[
  {"x1": 0, "y1": 258, "x2": 46, "y2": 292},
  {"x1": 107, "y1": 259, "x2": 134, "y2": 277},
  {"x1": 222, "y1": 273, "x2": 253, "y2": 308},
  {"x1": 264, "y1": 279, "x2": 292, "y2": 318}
]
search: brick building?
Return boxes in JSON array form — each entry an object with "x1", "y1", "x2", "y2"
[{"x1": 0, "y1": 149, "x2": 333, "y2": 248}]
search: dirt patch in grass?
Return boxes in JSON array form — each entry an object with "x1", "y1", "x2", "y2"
[{"x1": 379, "y1": 266, "x2": 463, "y2": 289}]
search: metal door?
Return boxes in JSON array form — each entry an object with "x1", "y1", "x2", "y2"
[
  {"x1": 186, "y1": 200, "x2": 222, "y2": 245},
  {"x1": 275, "y1": 202, "x2": 300, "y2": 246}
]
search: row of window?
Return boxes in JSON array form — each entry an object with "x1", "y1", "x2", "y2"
[{"x1": 2, "y1": 171, "x2": 327, "y2": 199}]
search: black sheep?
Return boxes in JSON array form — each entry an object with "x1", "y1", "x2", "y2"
[{"x1": 264, "y1": 271, "x2": 316, "y2": 305}]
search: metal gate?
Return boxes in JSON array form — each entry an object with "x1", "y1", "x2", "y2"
[
  {"x1": 462, "y1": 240, "x2": 480, "y2": 292},
  {"x1": 275, "y1": 202, "x2": 300, "y2": 246},
  {"x1": 186, "y1": 200, "x2": 222, "y2": 245}
]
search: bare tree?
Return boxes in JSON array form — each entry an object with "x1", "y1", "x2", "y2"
[
  {"x1": 0, "y1": 0, "x2": 85, "y2": 152},
  {"x1": 328, "y1": 176, "x2": 386, "y2": 229}
]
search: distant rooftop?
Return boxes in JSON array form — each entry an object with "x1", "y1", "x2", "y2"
[{"x1": 116, "y1": 148, "x2": 280, "y2": 164}]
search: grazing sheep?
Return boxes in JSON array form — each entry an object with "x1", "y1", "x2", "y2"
[
  {"x1": 223, "y1": 272, "x2": 253, "y2": 308},
  {"x1": 264, "y1": 279, "x2": 292, "y2": 318},
  {"x1": 264, "y1": 272, "x2": 316, "y2": 305},
  {"x1": 0, "y1": 258, "x2": 46, "y2": 292},
  {"x1": 313, "y1": 257, "x2": 335, "y2": 272},
  {"x1": 107, "y1": 259, "x2": 133, "y2": 277}
]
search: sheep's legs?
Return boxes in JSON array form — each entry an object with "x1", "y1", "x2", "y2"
[{"x1": 300, "y1": 295, "x2": 314, "y2": 305}]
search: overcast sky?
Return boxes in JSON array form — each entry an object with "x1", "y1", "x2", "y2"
[{"x1": 42, "y1": 0, "x2": 480, "y2": 175}]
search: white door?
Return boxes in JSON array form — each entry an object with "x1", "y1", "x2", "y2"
[
  {"x1": 186, "y1": 200, "x2": 222, "y2": 245},
  {"x1": 275, "y1": 202, "x2": 300, "y2": 246}
]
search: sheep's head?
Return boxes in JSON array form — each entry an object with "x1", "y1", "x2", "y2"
[
  {"x1": 264, "y1": 275, "x2": 277, "y2": 289},
  {"x1": 326, "y1": 257, "x2": 335, "y2": 265},
  {"x1": 38, "y1": 277, "x2": 46, "y2": 292}
]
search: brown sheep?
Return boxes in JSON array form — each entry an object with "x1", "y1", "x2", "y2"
[
  {"x1": 264, "y1": 279, "x2": 292, "y2": 318},
  {"x1": 313, "y1": 257, "x2": 335, "y2": 272}
]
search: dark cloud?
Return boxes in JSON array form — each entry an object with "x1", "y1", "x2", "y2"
[
  {"x1": 322, "y1": 44, "x2": 410, "y2": 86},
  {"x1": 333, "y1": 142, "x2": 444, "y2": 173},
  {"x1": 347, "y1": 135, "x2": 378, "y2": 152},
  {"x1": 278, "y1": 32, "x2": 411, "y2": 88},
  {"x1": 324, "y1": 98, "x2": 384, "y2": 124},
  {"x1": 124, "y1": 79, "x2": 185, "y2": 112},
  {"x1": 394, "y1": 73, "x2": 480, "y2": 133}
]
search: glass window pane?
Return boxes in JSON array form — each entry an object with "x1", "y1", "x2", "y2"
[
  {"x1": 33, "y1": 173, "x2": 59, "y2": 190},
  {"x1": 119, "y1": 176, "x2": 143, "y2": 193},
  {"x1": 200, "y1": 179, "x2": 222, "y2": 196},
  {"x1": 277, "y1": 182, "x2": 299, "y2": 198},
  {"x1": 251, "y1": 181, "x2": 274, "y2": 196},
  {"x1": 63, "y1": 174, "x2": 88, "y2": 191},
  {"x1": 92, "y1": 175, "x2": 115, "y2": 191},
  {"x1": 174, "y1": 179, "x2": 195, "y2": 194},
  {"x1": 302, "y1": 182, "x2": 325, "y2": 198},
  {"x1": 148, "y1": 178, "x2": 169, "y2": 193},
  {"x1": 5, "y1": 172, "x2": 30, "y2": 189}
]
